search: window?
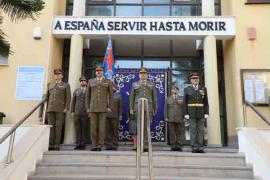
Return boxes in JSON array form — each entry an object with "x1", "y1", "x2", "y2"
[
  {"x1": 116, "y1": 0, "x2": 141, "y2": 3},
  {"x1": 0, "y1": 54, "x2": 8, "y2": 65},
  {"x1": 172, "y1": 5, "x2": 198, "y2": 16},
  {"x1": 116, "y1": 6, "x2": 142, "y2": 16},
  {"x1": 246, "y1": 0, "x2": 270, "y2": 4},
  {"x1": 144, "y1": 6, "x2": 170, "y2": 16},
  {"x1": 115, "y1": 60, "x2": 141, "y2": 68},
  {"x1": 86, "y1": 5, "x2": 114, "y2": 16},
  {"x1": 143, "y1": 60, "x2": 170, "y2": 68},
  {"x1": 144, "y1": 0, "x2": 170, "y2": 3}
]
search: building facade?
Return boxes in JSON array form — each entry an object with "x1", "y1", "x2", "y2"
[{"x1": 0, "y1": 0, "x2": 270, "y2": 146}]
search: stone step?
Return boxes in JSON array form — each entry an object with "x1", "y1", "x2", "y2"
[
  {"x1": 42, "y1": 151, "x2": 246, "y2": 166},
  {"x1": 34, "y1": 162, "x2": 254, "y2": 179},
  {"x1": 29, "y1": 174, "x2": 261, "y2": 180}
]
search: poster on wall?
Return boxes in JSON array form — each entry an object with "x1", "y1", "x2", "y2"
[{"x1": 15, "y1": 66, "x2": 45, "y2": 100}]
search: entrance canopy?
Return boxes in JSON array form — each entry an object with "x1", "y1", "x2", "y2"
[{"x1": 52, "y1": 16, "x2": 236, "y2": 40}]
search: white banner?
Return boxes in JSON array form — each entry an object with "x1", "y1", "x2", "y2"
[{"x1": 52, "y1": 16, "x2": 236, "y2": 39}]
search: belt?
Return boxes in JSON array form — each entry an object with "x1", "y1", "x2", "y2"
[{"x1": 188, "y1": 103, "x2": 204, "y2": 107}]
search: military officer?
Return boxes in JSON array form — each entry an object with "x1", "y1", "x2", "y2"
[
  {"x1": 86, "y1": 65, "x2": 113, "y2": 151},
  {"x1": 183, "y1": 72, "x2": 209, "y2": 153},
  {"x1": 46, "y1": 68, "x2": 71, "y2": 151},
  {"x1": 164, "y1": 85, "x2": 184, "y2": 151},
  {"x1": 71, "y1": 76, "x2": 88, "y2": 150},
  {"x1": 105, "y1": 83, "x2": 122, "y2": 150},
  {"x1": 129, "y1": 67, "x2": 158, "y2": 151}
]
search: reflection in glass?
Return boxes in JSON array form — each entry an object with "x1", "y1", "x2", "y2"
[
  {"x1": 116, "y1": 6, "x2": 141, "y2": 16},
  {"x1": 115, "y1": 60, "x2": 141, "y2": 68},
  {"x1": 144, "y1": 0, "x2": 169, "y2": 3},
  {"x1": 143, "y1": 61, "x2": 170, "y2": 68},
  {"x1": 172, "y1": 6, "x2": 198, "y2": 16},
  {"x1": 172, "y1": 58, "x2": 202, "y2": 69},
  {"x1": 144, "y1": 6, "x2": 170, "y2": 16},
  {"x1": 116, "y1": 0, "x2": 141, "y2": 3},
  {"x1": 172, "y1": 70, "x2": 197, "y2": 96},
  {"x1": 86, "y1": 6, "x2": 114, "y2": 16}
]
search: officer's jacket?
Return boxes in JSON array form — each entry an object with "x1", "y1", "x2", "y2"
[
  {"x1": 129, "y1": 80, "x2": 158, "y2": 114},
  {"x1": 46, "y1": 82, "x2": 71, "y2": 113},
  {"x1": 107, "y1": 92, "x2": 122, "y2": 119},
  {"x1": 86, "y1": 78, "x2": 113, "y2": 113},
  {"x1": 71, "y1": 87, "x2": 87, "y2": 116},
  {"x1": 164, "y1": 95, "x2": 184, "y2": 123},
  {"x1": 183, "y1": 85, "x2": 209, "y2": 119}
]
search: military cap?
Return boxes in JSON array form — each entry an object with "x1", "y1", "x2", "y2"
[
  {"x1": 139, "y1": 67, "x2": 147, "y2": 73},
  {"x1": 96, "y1": 65, "x2": 104, "y2": 71},
  {"x1": 79, "y1": 76, "x2": 87, "y2": 81},
  {"x1": 190, "y1": 72, "x2": 200, "y2": 78},
  {"x1": 172, "y1": 85, "x2": 179, "y2": 90},
  {"x1": 54, "y1": 68, "x2": 63, "y2": 74}
]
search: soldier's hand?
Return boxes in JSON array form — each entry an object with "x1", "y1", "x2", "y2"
[
  {"x1": 204, "y1": 114, "x2": 209, "y2": 119},
  {"x1": 119, "y1": 116, "x2": 122, "y2": 121},
  {"x1": 184, "y1": 114, "x2": 190, "y2": 120},
  {"x1": 107, "y1": 108, "x2": 112, "y2": 112},
  {"x1": 87, "y1": 109, "x2": 90, "y2": 113},
  {"x1": 63, "y1": 109, "x2": 68, "y2": 113},
  {"x1": 130, "y1": 109, "x2": 134, "y2": 115},
  {"x1": 71, "y1": 113, "x2": 75, "y2": 117}
]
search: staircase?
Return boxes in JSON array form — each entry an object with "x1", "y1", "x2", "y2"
[{"x1": 28, "y1": 148, "x2": 260, "y2": 180}]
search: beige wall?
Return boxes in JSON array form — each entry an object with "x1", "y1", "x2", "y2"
[
  {"x1": 0, "y1": 0, "x2": 66, "y2": 124},
  {"x1": 222, "y1": 0, "x2": 270, "y2": 142}
]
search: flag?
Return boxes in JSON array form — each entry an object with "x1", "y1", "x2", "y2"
[{"x1": 103, "y1": 39, "x2": 115, "y2": 79}]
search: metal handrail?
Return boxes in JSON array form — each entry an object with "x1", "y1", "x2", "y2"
[
  {"x1": 243, "y1": 100, "x2": 270, "y2": 126},
  {"x1": 0, "y1": 98, "x2": 46, "y2": 164},
  {"x1": 136, "y1": 98, "x2": 154, "y2": 180}
]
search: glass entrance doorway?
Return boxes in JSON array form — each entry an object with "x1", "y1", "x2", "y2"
[{"x1": 62, "y1": 37, "x2": 228, "y2": 145}]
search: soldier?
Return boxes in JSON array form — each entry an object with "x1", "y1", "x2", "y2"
[
  {"x1": 105, "y1": 83, "x2": 122, "y2": 150},
  {"x1": 46, "y1": 68, "x2": 71, "y2": 151},
  {"x1": 183, "y1": 72, "x2": 209, "y2": 153},
  {"x1": 86, "y1": 65, "x2": 113, "y2": 151},
  {"x1": 71, "y1": 76, "x2": 88, "y2": 150},
  {"x1": 129, "y1": 67, "x2": 158, "y2": 151},
  {"x1": 164, "y1": 85, "x2": 184, "y2": 151}
]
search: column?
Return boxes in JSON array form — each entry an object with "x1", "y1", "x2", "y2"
[
  {"x1": 64, "y1": 0, "x2": 86, "y2": 145},
  {"x1": 202, "y1": 0, "x2": 222, "y2": 146}
]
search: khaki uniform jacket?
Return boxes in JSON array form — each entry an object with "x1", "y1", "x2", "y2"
[
  {"x1": 86, "y1": 78, "x2": 113, "y2": 113},
  {"x1": 71, "y1": 87, "x2": 88, "y2": 116},
  {"x1": 183, "y1": 85, "x2": 209, "y2": 119},
  {"x1": 164, "y1": 95, "x2": 184, "y2": 123},
  {"x1": 129, "y1": 80, "x2": 158, "y2": 114},
  {"x1": 46, "y1": 82, "x2": 71, "y2": 113},
  {"x1": 107, "y1": 92, "x2": 122, "y2": 119}
]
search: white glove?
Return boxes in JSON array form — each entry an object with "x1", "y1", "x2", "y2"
[
  {"x1": 204, "y1": 114, "x2": 209, "y2": 118},
  {"x1": 184, "y1": 114, "x2": 190, "y2": 119}
]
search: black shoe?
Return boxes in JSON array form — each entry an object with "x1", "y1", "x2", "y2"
[
  {"x1": 97, "y1": 148, "x2": 102, "y2": 151},
  {"x1": 111, "y1": 147, "x2": 117, "y2": 150},
  {"x1": 143, "y1": 148, "x2": 148, "y2": 152},
  {"x1": 48, "y1": 147, "x2": 54, "y2": 151},
  {"x1": 132, "y1": 147, "x2": 137, "y2": 151},
  {"x1": 170, "y1": 147, "x2": 176, "y2": 151},
  {"x1": 91, "y1": 148, "x2": 98, "y2": 151},
  {"x1": 80, "y1": 145, "x2": 85, "y2": 150},
  {"x1": 197, "y1": 149, "x2": 205, "y2": 153},
  {"x1": 74, "y1": 146, "x2": 81, "y2": 150},
  {"x1": 105, "y1": 147, "x2": 113, "y2": 150},
  {"x1": 175, "y1": 147, "x2": 183, "y2": 152},
  {"x1": 54, "y1": 147, "x2": 60, "y2": 151},
  {"x1": 192, "y1": 149, "x2": 198, "y2": 153}
]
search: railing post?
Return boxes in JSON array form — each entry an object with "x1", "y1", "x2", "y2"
[
  {"x1": 145, "y1": 99, "x2": 154, "y2": 180},
  {"x1": 6, "y1": 131, "x2": 16, "y2": 164},
  {"x1": 136, "y1": 99, "x2": 142, "y2": 180}
]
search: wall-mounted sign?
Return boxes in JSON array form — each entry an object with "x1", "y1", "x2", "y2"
[
  {"x1": 52, "y1": 16, "x2": 236, "y2": 39},
  {"x1": 15, "y1": 66, "x2": 45, "y2": 101}
]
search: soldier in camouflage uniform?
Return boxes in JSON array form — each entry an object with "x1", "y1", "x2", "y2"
[
  {"x1": 164, "y1": 85, "x2": 184, "y2": 151},
  {"x1": 46, "y1": 68, "x2": 71, "y2": 151},
  {"x1": 183, "y1": 72, "x2": 209, "y2": 153},
  {"x1": 71, "y1": 76, "x2": 88, "y2": 150},
  {"x1": 129, "y1": 67, "x2": 158, "y2": 151},
  {"x1": 86, "y1": 65, "x2": 113, "y2": 151},
  {"x1": 105, "y1": 83, "x2": 122, "y2": 150}
]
